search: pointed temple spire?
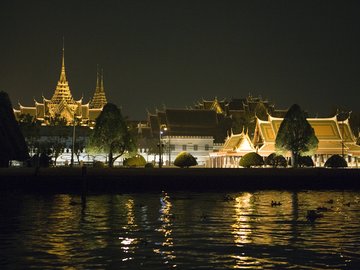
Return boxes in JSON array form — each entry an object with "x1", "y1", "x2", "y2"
[
  {"x1": 100, "y1": 68, "x2": 104, "y2": 90},
  {"x1": 51, "y1": 42, "x2": 74, "y2": 104},
  {"x1": 59, "y1": 40, "x2": 67, "y2": 83},
  {"x1": 90, "y1": 66, "x2": 108, "y2": 109}
]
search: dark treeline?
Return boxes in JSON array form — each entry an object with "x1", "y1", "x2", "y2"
[{"x1": 0, "y1": 91, "x2": 29, "y2": 167}]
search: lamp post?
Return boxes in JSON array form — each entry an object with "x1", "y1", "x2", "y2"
[
  {"x1": 158, "y1": 125, "x2": 167, "y2": 168},
  {"x1": 70, "y1": 113, "x2": 76, "y2": 167},
  {"x1": 341, "y1": 118, "x2": 344, "y2": 157},
  {"x1": 168, "y1": 135, "x2": 171, "y2": 166}
]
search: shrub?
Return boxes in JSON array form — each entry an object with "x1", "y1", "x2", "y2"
[
  {"x1": 324, "y1": 155, "x2": 348, "y2": 168},
  {"x1": 239, "y1": 152, "x2": 264, "y2": 168},
  {"x1": 265, "y1": 153, "x2": 287, "y2": 168},
  {"x1": 123, "y1": 155, "x2": 146, "y2": 167},
  {"x1": 145, "y1": 162, "x2": 154, "y2": 168},
  {"x1": 93, "y1": 161, "x2": 105, "y2": 168},
  {"x1": 174, "y1": 151, "x2": 197, "y2": 168},
  {"x1": 298, "y1": 156, "x2": 314, "y2": 167}
]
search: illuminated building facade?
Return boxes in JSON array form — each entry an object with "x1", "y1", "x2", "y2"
[{"x1": 210, "y1": 114, "x2": 360, "y2": 167}]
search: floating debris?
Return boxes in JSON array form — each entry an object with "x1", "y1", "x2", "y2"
[{"x1": 306, "y1": 210, "x2": 324, "y2": 222}]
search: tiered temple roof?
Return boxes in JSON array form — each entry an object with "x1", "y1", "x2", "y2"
[
  {"x1": 14, "y1": 46, "x2": 107, "y2": 126},
  {"x1": 253, "y1": 115, "x2": 360, "y2": 156},
  {"x1": 220, "y1": 130, "x2": 255, "y2": 155},
  {"x1": 90, "y1": 68, "x2": 107, "y2": 109},
  {"x1": 50, "y1": 47, "x2": 75, "y2": 104}
]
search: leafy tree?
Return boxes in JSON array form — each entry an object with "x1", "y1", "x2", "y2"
[
  {"x1": 0, "y1": 91, "x2": 29, "y2": 166},
  {"x1": 174, "y1": 151, "x2": 197, "y2": 168},
  {"x1": 275, "y1": 104, "x2": 318, "y2": 168},
  {"x1": 265, "y1": 153, "x2": 287, "y2": 168},
  {"x1": 48, "y1": 114, "x2": 67, "y2": 126},
  {"x1": 73, "y1": 139, "x2": 86, "y2": 163},
  {"x1": 324, "y1": 155, "x2": 348, "y2": 168},
  {"x1": 298, "y1": 156, "x2": 314, "y2": 167},
  {"x1": 18, "y1": 113, "x2": 41, "y2": 156},
  {"x1": 239, "y1": 152, "x2": 264, "y2": 168},
  {"x1": 145, "y1": 162, "x2": 154, "y2": 168},
  {"x1": 123, "y1": 154, "x2": 146, "y2": 167},
  {"x1": 49, "y1": 137, "x2": 66, "y2": 166},
  {"x1": 87, "y1": 103, "x2": 135, "y2": 167}
]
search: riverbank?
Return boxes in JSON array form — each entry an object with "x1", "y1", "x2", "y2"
[{"x1": 0, "y1": 167, "x2": 359, "y2": 192}]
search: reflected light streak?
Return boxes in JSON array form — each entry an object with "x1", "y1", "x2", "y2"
[
  {"x1": 231, "y1": 193, "x2": 253, "y2": 245},
  {"x1": 118, "y1": 198, "x2": 138, "y2": 260},
  {"x1": 125, "y1": 199, "x2": 136, "y2": 228},
  {"x1": 154, "y1": 192, "x2": 176, "y2": 265}
]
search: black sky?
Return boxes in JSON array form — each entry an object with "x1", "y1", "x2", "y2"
[{"x1": 0, "y1": 0, "x2": 359, "y2": 119}]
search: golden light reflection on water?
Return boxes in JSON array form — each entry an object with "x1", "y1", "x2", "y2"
[
  {"x1": 154, "y1": 192, "x2": 176, "y2": 267},
  {"x1": 124, "y1": 198, "x2": 136, "y2": 228},
  {"x1": 4, "y1": 191, "x2": 360, "y2": 269},
  {"x1": 118, "y1": 198, "x2": 137, "y2": 260},
  {"x1": 231, "y1": 192, "x2": 253, "y2": 246},
  {"x1": 44, "y1": 195, "x2": 78, "y2": 259}
]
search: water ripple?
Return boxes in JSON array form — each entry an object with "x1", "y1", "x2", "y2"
[{"x1": 1, "y1": 190, "x2": 360, "y2": 269}]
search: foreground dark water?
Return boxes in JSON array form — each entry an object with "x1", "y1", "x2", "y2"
[{"x1": 1, "y1": 190, "x2": 360, "y2": 269}]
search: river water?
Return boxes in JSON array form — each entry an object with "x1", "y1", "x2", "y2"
[{"x1": 1, "y1": 190, "x2": 360, "y2": 269}]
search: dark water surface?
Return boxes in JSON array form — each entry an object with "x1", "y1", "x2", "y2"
[{"x1": 1, "y1": 190, "x2": 360, "y2": 269}]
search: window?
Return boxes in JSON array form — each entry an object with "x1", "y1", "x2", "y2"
[
  {"x1": 182, "y1": 145, "x2": 187, "y2": 151},
  {"x1": 205, "y1": 144, "x2": 209, "y2": 151},
  {"x1": 193, "y1": 145, "x2": 198, "y2": 151}
]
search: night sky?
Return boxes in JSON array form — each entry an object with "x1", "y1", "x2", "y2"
[{"x1": 1, "y1": 0, "x2": 359, "y2": 120}]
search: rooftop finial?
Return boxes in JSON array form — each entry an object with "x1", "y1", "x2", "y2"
[
  {"x1": 101, "y1": 68, "x2": 104, "y2": 91},
  {"x1": 59, "y1": 37, "x2": 66, "y2": 82},
  {"x1": 96, "y1": 64, "x2": 100, "y2": 90}
]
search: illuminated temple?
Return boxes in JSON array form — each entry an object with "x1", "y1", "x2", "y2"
[
  {"x1": 210, "y1": 114, "x2": 360, "y2": 167},
  {"x1": 14, "y1": 47, "x2": 107, "y2": 126}
]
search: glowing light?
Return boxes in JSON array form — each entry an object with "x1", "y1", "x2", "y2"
[{"x1": 231, "y1": 193, "x2": 253, "y2": 245}]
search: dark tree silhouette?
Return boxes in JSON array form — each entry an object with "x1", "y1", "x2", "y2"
[
  {"x1": 0, "y1": 91, "x2": 29, "y2": 166},
  {"x1": 87, "y1": 103, "x2": 135, "y2": 167},
  {"x1": 324, "y1": 155, "x2": 348, "y2": 168},
  {"x1": 275, "y1": 104, "x2": 318, "y2": 167},
  {"x1": 239, "y1": 152, "x2": 264, "y2": 168},
  {"x1": 174, "y1": 151, "x2": 197, "y2": 168}
]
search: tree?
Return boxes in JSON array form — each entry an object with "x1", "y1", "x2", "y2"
[
  {"x1": 275, "y1": 104, "x2": 318, "y2": 168},
  {"x1": 18, "y1": 113, "x2": 41, "y2": 156},
  {"x1": 298, "y1": 156, "x2": 314, "y2": 167},
  {"x1": 48, "y1": 114, "x2": 67, "y2": 126},
  {"x1": 174, "y1": 151, "x2": 197, "y2": 168},
  {"x1": 123, "y1": 154, "x2": 146, "y2": 167},
  {"x1": 74, "y1": 139, "x2": 86, "y2": 163},
  {"x1": 324, "y1": 155, "x2": 348, "y2": 168},
  {"x1": 0, "y1": 91, "x2": 29, "y2": 166},
  {"x1": 265, "y1": 153, "x2": 287, "y2": 168},
  {"x1": 87, "y1": 103, "x2": 135, "y2": 167},
  {"x1": 239, "y1": 152, "x2": 264, "y2": 168}
]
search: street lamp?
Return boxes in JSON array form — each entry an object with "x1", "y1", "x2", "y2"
[
  {"x1": 70, "y1": 113, "x2": 76, "y2": 167},
  {"x1": 158, "y1": 124, "x2": 167, "y2": 168}
]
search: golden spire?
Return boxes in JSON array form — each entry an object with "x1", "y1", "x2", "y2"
[
  {"x1": 59, "y1": 40, "x2": 67, "y2": 83},
  {"x1": 90, "y1": 66, "x2": 108, "y2": 109},
  {"x1": 100, "y1": 68, "x2": 104, "y2": 90},
  {"x1": 96, "y1": 65, "x2": 101, "y2": 90},
  {"x1": 51, "y1": 41, "x2": 74, "y2": 104}
]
